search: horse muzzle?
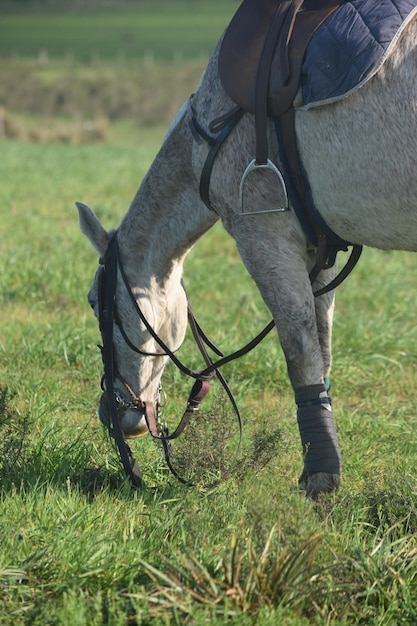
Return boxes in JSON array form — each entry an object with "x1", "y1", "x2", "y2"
[{"x1": 98, "y1": 392, "x2": 149, "y2": 439}]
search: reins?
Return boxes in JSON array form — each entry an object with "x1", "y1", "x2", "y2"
[
  {"x1": 115, "y1": 236, "x2": 276, "y2": 390},
  {"x1": 99, "y1": 234, "x2": 251, "y2": 487}
]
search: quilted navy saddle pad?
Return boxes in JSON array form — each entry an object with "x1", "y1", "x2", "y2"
[{"x1": 299, "y1": 0, "x2": 417, "y2": 109}]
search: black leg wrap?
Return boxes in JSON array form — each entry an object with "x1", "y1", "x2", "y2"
[{"x1": 295, "y1": 384, "x2": 341, "y2": 476}]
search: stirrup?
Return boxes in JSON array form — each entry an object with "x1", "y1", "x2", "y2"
[{"x1": 239, "y1": 158, "x2": 289, "y2": 215}]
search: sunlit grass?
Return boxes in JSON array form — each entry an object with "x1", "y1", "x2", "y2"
[{"x1": 1, "y1": 134, "x2": 417, "y2": 624}]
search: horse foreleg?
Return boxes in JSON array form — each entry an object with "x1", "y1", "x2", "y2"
[
  {"x1": 295, "y1": 255, "x2": 340, "y2": 498},
  {"x1": 233, "y1": 222, "x2": 341, "y2": 498},
  {"x1": 309, "y1": 249, "x2": 336, "y2": 387}
]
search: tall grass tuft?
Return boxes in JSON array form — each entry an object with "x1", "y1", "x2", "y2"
[
  {"x1": 138, "y1": 525, "x2": 324, "y2": 618},
  {"x1": 0, "y1": 385, "x2": 32, "y2": 481},
  {"x1": 164, "y1": 390, "x2": 286, "y2": 487}
]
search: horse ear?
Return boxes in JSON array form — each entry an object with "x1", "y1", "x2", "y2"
[{"x1": 76, "y1": 201, "x2": 109, "y2": 256}]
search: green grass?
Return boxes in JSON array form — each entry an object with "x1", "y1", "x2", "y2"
[
  {"x1": 0, "y1": 1, "x2": 236, "y2": 63},
  {"x1": 3, "y1": 4, "x2": 417, "y2": 623},
  {"x1": 0, "y1": 59, "x2": 207, "y2": 132},
  {"x1": 1, "y1": 130, "x2": 417, "y2": 624},
  {"x1": 0, "y1": 2, "x2": 234, "y2": 144}
]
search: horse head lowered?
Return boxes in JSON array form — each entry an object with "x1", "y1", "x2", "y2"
[{"x1": 78, "y1": 203, "x2": 190, "y2": 441}]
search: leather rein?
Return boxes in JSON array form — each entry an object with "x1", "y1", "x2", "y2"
[{"x1": 97, "y1": 232, "x2": 280, "y2": 488}]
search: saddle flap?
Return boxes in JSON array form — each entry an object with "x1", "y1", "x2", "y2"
[
  {"x1": 218, "y1": 0, "x2": 291, "y2": 115},
  {"x1": 219, "y1": 0, "x2": 343, "y2": 117}
]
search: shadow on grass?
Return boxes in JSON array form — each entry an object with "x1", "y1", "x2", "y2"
[
  {"x1": 0, "y1": 384, "x2": 134, "y2": 499},
  {"x1": 0, "y1": 384, "x2": 287, "y2": 503}
]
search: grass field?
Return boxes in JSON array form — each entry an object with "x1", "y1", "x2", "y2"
[
  {"x1": 0, "y1": 1, "x2": 236, "y2": 63},
  {"x1": 0, "y1": 1, "x2": 236, "y2": 140},
  {"x1": 2, "y1": 132, "x2": 417, "y2": 624},
  {"x1": 2, "y1": 2, "x2": 417, "y2": 624}
]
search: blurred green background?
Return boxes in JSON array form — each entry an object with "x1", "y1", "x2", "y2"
[{"x1": 0, "y1": 1, "x2": 237, "y2": 142}]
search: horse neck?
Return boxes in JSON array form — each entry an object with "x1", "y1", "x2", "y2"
[{"x1": 118, "y1": 109, "x2": 216, "y2": 287}]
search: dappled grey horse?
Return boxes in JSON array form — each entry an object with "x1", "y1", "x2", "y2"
[{"x1": 78, "y1": 0, "x2": 417, "y2": 497}]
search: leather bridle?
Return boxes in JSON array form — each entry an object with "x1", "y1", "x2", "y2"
[
  {"x1": 96, "y1": 231, "x2": 282, "y2": 488},
  {"x1": 96, "y1": 192, "x2": 361, "y2": 489}
]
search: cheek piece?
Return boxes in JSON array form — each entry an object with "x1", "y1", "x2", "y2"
[{"x1": 295, "y1": 383, "x2": 341, "y2": 476}]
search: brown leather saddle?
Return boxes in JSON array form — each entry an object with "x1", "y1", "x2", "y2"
[{"x1": 218, "y1": 0, "x2": 343, "y2": 214}]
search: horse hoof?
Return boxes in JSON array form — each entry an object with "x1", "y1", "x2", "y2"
[
  {"x1": 298, "y1": 470, "x2": 340, "y2": 499},
  {"x1": 305, "y1": 472, "x2": 340, "y2": 500}
]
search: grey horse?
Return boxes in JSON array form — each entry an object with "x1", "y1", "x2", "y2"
[{"x1": 78, "y1": 7, "x2": 417, "y2": 497}]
